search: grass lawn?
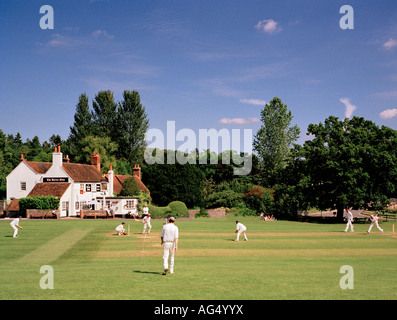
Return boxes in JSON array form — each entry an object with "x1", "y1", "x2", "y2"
[{"x1": 0, "y1": 215, "x2": 396, "y2": 300}]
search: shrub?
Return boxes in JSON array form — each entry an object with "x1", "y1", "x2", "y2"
[
  {"x1": 168, "y1": 201, "x2": 189, "y2": 218},
  {"x1": 195, "y1": 208, "x2": 209, "y2": 218},
  {"x1": 19, "y1": 196, "x2": 60, "y2": 215},
  {"x1": 147, "y1": 204, "x2": 171, "y2": 219},
  {"x1": 120, "y1": 177, "x2": 140, "y2": 197},
  {"x1": 147, "y1": 200, "x2": 189, "y2": 219},
  {"x1": 244, "y1": 185, "x2": 274, "y2": 213},
  {"x1": 206, "y1": 190, "x2": 244, "y2": 209}
]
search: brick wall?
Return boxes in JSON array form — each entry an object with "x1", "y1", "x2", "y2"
[{"x1": 188, "y1": 208, "x2": 226, "y2": 219}]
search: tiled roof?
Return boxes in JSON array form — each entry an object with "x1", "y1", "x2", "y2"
[
  {"x1": 28, "y1": 183, "x2": 71, "y2": 198},
  {"x1": 5, "y1": 199, "x2": 20, "y2": 211},
  {"x1": 25, "y1": 161, "x2": 52, "y2": 174},
  {"x1": 24, "y1": 160, "x2": 106, "y2": 182},
  {"x1": 62, "y1": 163, "x2": 106, "y2": 182}
]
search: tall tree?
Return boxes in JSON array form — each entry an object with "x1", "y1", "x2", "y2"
[
  {"x1": 253, "y1": 97, "x2": 300, "y2": 185},
  {"x1": 91, "y1": 90, "x2": 118, "y2": 141},
  {"x1": 68, "y1": 93, "x2": 93, "y2": 158},
  {"x1": 302, "y1": 116, "x2": 397, "y2": 220},
  {"x1": 116, "y1": 90, "x2": 149, "y2": 166}
]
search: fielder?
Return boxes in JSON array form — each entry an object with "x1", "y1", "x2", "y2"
[
  {"x1": 161, "y1": 216, "x2": 179, "y2": 275},
  {"x1": 235, "y1": 220, "x2": 248, "y2": 241},
  {"x1": 142, "y1": 213, "x2": 152, "y2": 234},
  {"x1": 115, "y1": 222, "x2": 127, "y2": 235},
  {"x1": 10, "y1": 216, "x2": 23, "y2": 238},
  {"x1": 367, "y1": 214, "x2": 383, "y2": 234},
  {"x1": 344, "y1": 208, "x2": 354, "y2": 232}
]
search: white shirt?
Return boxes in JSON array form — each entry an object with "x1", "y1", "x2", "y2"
[
  {"x1": 10, "y1": 218, "x2": 20, "y2": 227},
  {"x1": 370, "y1": 215, "x2": 378, "y2": 223},
  {"x1": 143, "y1": 206, "x2": 149, "y2": 214},
  {"x1": 161, "y1": 223, "x2": 179, "y2": 242},
  {"x1": 236, "y1": 222, "x2": 246, "y2": 232},
  {"x1": 346, "y1": 210, "x2": 353, "y2": 221},
  {"x1": 116, "y1": 224, "x2": 125, "y2": 231},
  {"x1": 143, "y1": 216, "x2": 151, "y2": 224}
]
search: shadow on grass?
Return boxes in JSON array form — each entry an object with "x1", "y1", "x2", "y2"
[{"x1": 133, "y1": 270, "x2": 163, "y2": 275}]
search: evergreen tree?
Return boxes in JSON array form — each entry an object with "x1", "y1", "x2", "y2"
[
  {"x1": 68, "y1": 93, "x2": 93, "y2": 158},
  {"x1": 116, "y1": 90, "x2": 149, "y2": 166}
]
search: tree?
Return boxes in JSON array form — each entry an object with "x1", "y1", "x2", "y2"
[
  {"x1": 91, "y1": 90, "x2": 118, "y2": 140},
  {"x1": 302, "y1": 116, "x2": 397, "y2": 220},
  {"x1": 116, "y1": 90, "x2": 149, "y2": 166},
  {"x1": 68, "y1": 93, "x2": 93, "y2": 158},
  {"x1": 142, "y1": 152, "x2": 205, "y2": 208},
  {"x1": 120, "y1": 177, "x2": 140, "y2": 197},
  {"x1": 74, "y1": 135, "x2": 118, "y2": 173},
  {"x1": 253, "y1": 97, "x2": 300, "y2": 185}
]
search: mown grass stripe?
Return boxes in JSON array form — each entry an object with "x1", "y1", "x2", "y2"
[{"x1": 18, "y1": 228, "x2": 92, "y2": 264}]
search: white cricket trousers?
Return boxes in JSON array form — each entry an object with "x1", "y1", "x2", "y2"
[
  {"x1": 143, "y1": 223, "x2": 152, "y2": 234},
  {"x1": 368, "y1": 221, "x2": 383, "y2": 233},
  {"x1": 344, "y1": 220, "x2": 354, "y2": 232},
  {"x1": 11, "y1": 225, "x2": 18, "y2": 237},
  {"x1": 163, "y1": 242, "x2": 175, "y2": 272},
  {"x1": 236, "y1": 229, "x2": 248, "y2": 241}
]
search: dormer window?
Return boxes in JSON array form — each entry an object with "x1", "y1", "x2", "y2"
[{"x1": 20, "y1": 182, "x2": 26, "y2": 191}]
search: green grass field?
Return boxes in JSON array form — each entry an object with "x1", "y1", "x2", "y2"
[{"x1": 1, "y1": 215, "x2": 396, "y2": 300}]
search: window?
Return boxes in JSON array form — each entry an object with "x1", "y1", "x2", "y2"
[
  {"x1": 96, "y1": 184, "x2": 101, "y2": 192},
  {"x1": 86, "y1": 184, "x2": 91, "y2": 192},
  {"x1": 20, "y1": 182, "x2": 26, "y2": 191},
  {"x1": 125, "y1": 200, "x2": 135, "y2": 209},
  {"x1": 75, "y1": 202, "x2": 80, "y2": 210}
]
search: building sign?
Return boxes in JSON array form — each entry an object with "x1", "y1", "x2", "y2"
[{"x1": 43, "y1": 177, "x2": 69, "y2": 183}]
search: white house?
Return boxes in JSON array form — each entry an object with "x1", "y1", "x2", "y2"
[{"x1": 6, "y1": 145, "x2": 149, "y2": 218}]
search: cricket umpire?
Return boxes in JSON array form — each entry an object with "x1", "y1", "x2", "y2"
[{"x1": 161, "y1": 216, "x2": 179, "y2": 275}]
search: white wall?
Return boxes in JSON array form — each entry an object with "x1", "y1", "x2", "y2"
[{"x1": 6, "y1": 162, "x2": 42, "y2": 201}]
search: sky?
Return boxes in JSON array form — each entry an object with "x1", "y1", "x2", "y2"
[{"x1": 1, "y1": 0, "x2": 397, "y2": 154}]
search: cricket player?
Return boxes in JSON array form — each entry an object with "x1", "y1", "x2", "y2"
[
  {"x1": 235, "y1": 220, "x2": 248, "y2": 241},
  {"x1": 10, "y1": 216, "x2": 23, "y2": 238},
  {"x1": 115, "y1": 222, "x2": 127, "y2": 235},
  {"x1": 161, "y1": 216, "x2": 179, "y2": 275},
  {"x1": 344, "y1": 208, "x2": 354, "y2": 232},
  {"x1": 367, "y1": 214, "x2": 383, "y2": 234},
  {"x1": 142, "y1": 204, "x2": 149, "y2": 218},
  {"x1": 142, "y1": 213, "x2": 152, "y2": 234}
]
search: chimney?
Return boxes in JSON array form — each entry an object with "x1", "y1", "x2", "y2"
[
  {"x1": 52, "y1": 144, "x2": 63, "y2": 168},
  {"x1": 132, "y1": 164, "x2": 141, "y2": 180},
  {"x1": 90, "y1": 152, "x2": 101, "y2": 172},
  {"x1": 63, "y1": 155, "x2": 70, "y2": 163},
  {"x1": 20, "y1": 154, "x2": 24, "y2": 163},
  {"x1": 108, "y1": 164, "x2": 114, "y2": 196}
]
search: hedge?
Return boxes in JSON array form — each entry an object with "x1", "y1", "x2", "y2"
[
  {"x1": 19, "y1": 196, "x2": 60, "y2": 215},
  {"x1": 147, "y1": 200, "x2": 189, "y2": 219}
]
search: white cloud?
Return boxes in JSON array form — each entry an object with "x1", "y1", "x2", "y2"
[
  {"x1": 255, "y1": 19, "x2": 282, "y2": 34},
  {"x1": 239, "y1": 98, "x2": 267, "y2": 106},
  {"x1": 219, "y1": 117, "x2": 260, "y2": 125},
  {"x1": 383, "y1": 38, "x2": 397, "y2": 50},
  {"x1": 92, "y1": 29, "x2": 114, "y2": 39},
  {"x1": 379, "y1": 108, "x2": 397, "y2": 119},
  {"x1": 339, "y1": 98, "x2": 357, "y2": 119}
]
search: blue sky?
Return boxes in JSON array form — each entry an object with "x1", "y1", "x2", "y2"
[{"x1": 1, "y1": 0, "x2": 396, "y2": 153}]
